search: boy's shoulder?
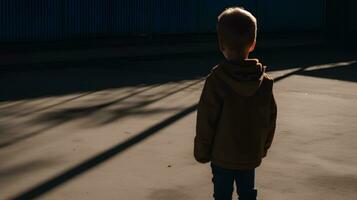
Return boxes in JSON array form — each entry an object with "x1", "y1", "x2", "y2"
[
  {"x1": 209, "y1": 64, "x2": 220, "y2": 74},
  {"x1": 202, "y1": 65, "x2": 225, "y2": 93},
  {"x1": 263, "y1": 73, "x2": 274, "y2": 83},
  {"x1": 205, "y1": 65, "x2": 220, "y2": 81}
]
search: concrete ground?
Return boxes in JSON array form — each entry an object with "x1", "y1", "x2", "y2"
[{"x1": 0, "y1": 46, "x2": 357, "y2": 200}]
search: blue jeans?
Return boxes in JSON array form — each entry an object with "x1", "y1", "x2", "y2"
[{"x1": 211, "y1": 163, "x2": 257, "y2": 200}]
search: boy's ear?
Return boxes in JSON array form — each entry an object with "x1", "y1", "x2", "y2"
[
  {"x1": 248, "y1": 40, "x2": 256, "y2": 52},
  {"x1": 218, "y1": 36, "x2": 225, "y2": 52}
]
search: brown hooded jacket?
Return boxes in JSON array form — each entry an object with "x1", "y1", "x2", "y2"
[{"x1": 194, "y1": 59, "x2": 277, "y2": 170}]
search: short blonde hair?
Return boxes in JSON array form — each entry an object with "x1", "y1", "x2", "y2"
[{"x1": 217, "y1": 7, "x2": 257, "y2": 53}]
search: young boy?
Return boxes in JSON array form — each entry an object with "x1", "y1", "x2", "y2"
[{"x1": 194, "y1": 7, "x2": 277, "y2": 200}]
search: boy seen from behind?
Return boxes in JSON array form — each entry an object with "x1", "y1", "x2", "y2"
[{"x1": 194, "y1": 7, "x2": 277, "y2": 200}]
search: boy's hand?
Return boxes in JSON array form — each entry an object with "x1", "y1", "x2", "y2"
[
  {"x1": 194, "y1": 137, "x2": 212, "y2": 163},
  {"x1": 195, "y1": 157, "x2": 211, "y2": 163},
  {"x1": 262, "y1": 149, "x2": 268, "y2": 158}
]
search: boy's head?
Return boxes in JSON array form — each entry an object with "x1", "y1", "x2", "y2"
[{"x1": 217, "y1": 7, "x2": 257, "y2": 60}]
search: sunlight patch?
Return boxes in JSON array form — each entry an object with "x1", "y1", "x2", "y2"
[{"x1": 304, "y1": 60, "x2": 357, "y2": 71}]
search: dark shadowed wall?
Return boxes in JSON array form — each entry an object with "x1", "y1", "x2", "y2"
[
  {"x1": 0, "y1": 0, "x2": 354, "y2": 43},
  {"x1": 350, "y1": 1, "x2": 357, "y2": 32}
]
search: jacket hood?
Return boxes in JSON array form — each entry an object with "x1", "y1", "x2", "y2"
[{"x1": 214, "y1": 59, "x2": 266, "y2": 96}]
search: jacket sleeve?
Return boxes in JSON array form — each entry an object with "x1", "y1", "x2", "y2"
[
  {"x1": 264, "y1": 91, "x2": 277, "y2": 156},
  {"x1": 194, "y1": 76, "x2": 222, "y2": 163}
]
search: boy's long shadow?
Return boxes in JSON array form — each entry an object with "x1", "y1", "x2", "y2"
[{"x1": 8, "y1": 47, "x2": 357, "y2": 199}]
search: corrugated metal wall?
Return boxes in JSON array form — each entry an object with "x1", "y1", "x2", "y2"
[
  {"x1": 257, "y1": 0, "x2": 325, "y2": 32},
  {"x1": 197, "y1": 0, "x2": 256, "y2": 32},
  {"x1": 350, "y1": 1, "x2": 357, "y2": 31},
  {"x1": 0, "y1": 0, "x2": 205, "y2": 42},
  {"x1": 152, "y1": 0, "x2": 198, "y2": 33},
  {"x1": 0, "y1": 0, "x2": 328, "y2": 42},
  {"x1": 0, "y1": 0, "x2": 64, "y2": 41},
  {"x1": 112, "y1": 0, "x2": 152, "y2": 34}
]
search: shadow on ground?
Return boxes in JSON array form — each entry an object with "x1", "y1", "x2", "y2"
[{"x1": 1, "y1": 46, "x2": 357, "y2": 199}]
